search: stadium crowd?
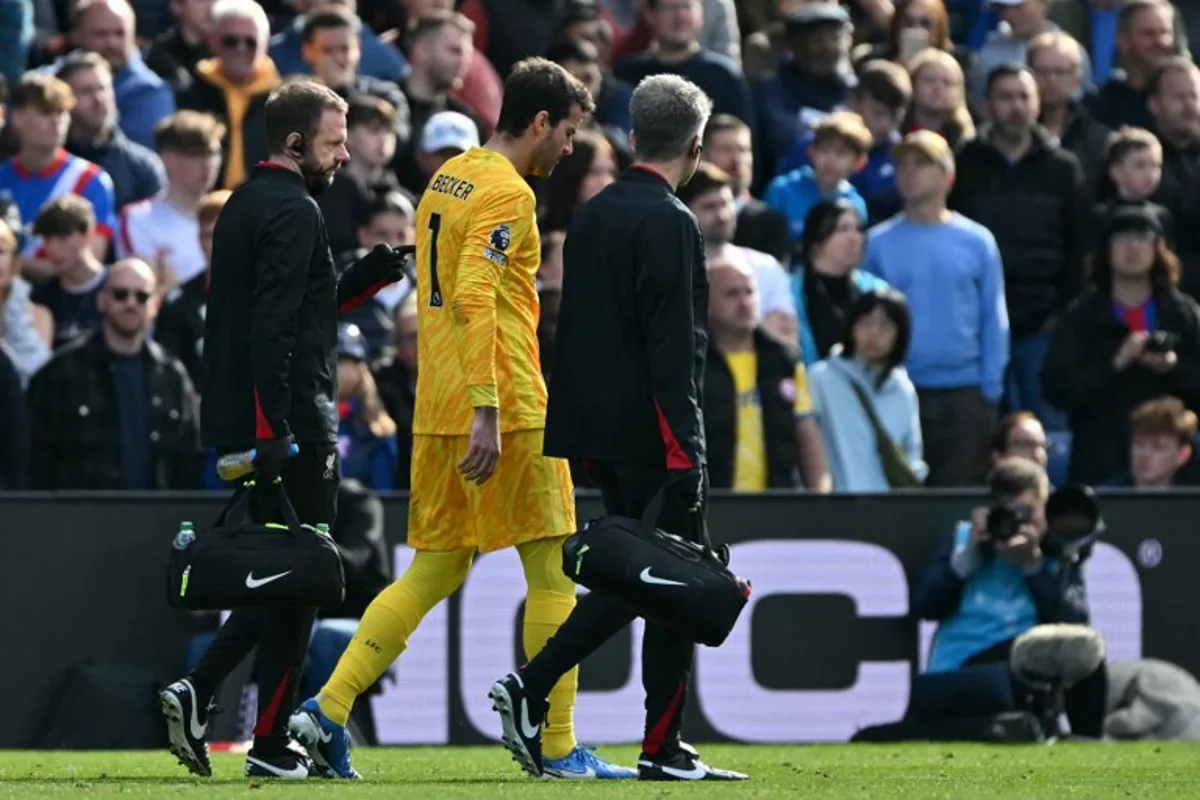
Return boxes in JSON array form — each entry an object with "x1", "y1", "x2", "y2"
[{"x1": 1, "y1": 0, "x2": 1200, "y2": 495}]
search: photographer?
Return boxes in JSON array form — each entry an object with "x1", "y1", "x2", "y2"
[{"x1": 914, "y1": 457, "x2": 1106, "y2": 737}]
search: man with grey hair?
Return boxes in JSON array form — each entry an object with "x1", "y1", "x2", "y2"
[
  {"x1": 176, "y1": 0, "x2": 281, "y2": 189},
  {"x1": 489, "y1": 74, "x2": 749, "y2": 782}
]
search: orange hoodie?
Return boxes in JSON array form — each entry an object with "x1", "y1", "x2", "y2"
[{"x1": 195, "y1": 57, "x2": 281, "y2": 188}]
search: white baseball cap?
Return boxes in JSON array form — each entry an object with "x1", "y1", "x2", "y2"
[{"x1": 420, "y1": 111, "x2": 480, "y2": 155}]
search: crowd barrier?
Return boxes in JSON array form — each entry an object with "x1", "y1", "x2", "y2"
[{"x1": 0, "y1": 489, "x2": 1195, "y2": 747}]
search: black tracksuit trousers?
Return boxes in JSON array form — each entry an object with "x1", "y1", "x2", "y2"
[
  {"x1": 187, "y1": 444, "x2": 339, "y2": 750},
  {"x1": 520, "y1": 461, "x2": 704, "y2": 758}
]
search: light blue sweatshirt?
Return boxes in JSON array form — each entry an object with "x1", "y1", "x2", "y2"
[
  {"x1": 808, "y1": 348, "x2": 927, "y2": 492},
  {"x1": 862, "y1": 213, "x2": 1010, "y2": 402},
  {"x1": 765, "y1": 166, "x2": 868, "y2": 246}
]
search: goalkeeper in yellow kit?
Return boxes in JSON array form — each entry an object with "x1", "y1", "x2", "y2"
[{"x1": 288, "y1": 58, "x2": 634, "y2": 780}]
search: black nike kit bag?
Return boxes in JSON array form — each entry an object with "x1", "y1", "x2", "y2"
[
  {"x1": 560, "y1": 482, "x2": 750, "y2": 647},
  {"x1": 166, "y1": 480, "x2": 345, "y2": 610}
]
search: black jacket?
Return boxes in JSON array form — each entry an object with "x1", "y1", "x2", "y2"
[
  {"x1": 154, "y1": 272, "x2": 207, "y2": 390},
  {"x1": 950, "y1": 126, "x2": 1091, "y2": 337},
  {"x1": 1152, "y1": 137, "x2": 1200, "y2": 298},
  {"x1": 66, "y1": 128, "x2": 164, "y2": 209},
  {"x1": 0, "y1": 347, "x2": 28, "y2": 489},
  {"x1": 373, "y1": 356, "x2": 415, "y2": 490},
  {"x1": 201, "y1": 164, "x2": 383, "y2": 447},
  {"x1": 544, "y1": 166, "x2": 708, "y2": 469},
  {"x1": 1055, "y1": 101, "x2": 1111, "y2": 193},
  {"x1": 26, "y1": 332, "x2": 200, "y2": 490},
  {"x1": 144, "y1": 25, "x2": 209, "y2": 92},
  {"x1": 1042, "y1": 287, "x2": 1200, "y2": 484},
  {"x1": 704, "y1": 330, "x2": 799, "y2": 489},
  {"x1": 1085, "y1": 73, "x2": 1153, "y2": 131}
]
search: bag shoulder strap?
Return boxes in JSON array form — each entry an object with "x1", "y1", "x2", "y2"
[{"x1": 846, "y1": 378, "x2": 896, "y2": 449}]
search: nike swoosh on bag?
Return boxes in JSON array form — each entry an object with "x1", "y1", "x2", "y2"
[
  {"x1": 245, "y1": 570, "x2": 292, "y2": 589},
  {"x1": 639, "y1": 567, "x2": 687, "y2": 587}
]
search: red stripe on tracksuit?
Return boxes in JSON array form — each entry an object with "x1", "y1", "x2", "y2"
[
  {"x1": 654, "y1": 401, "x2": 693, "y2": 470},
  {"x1": 253, "y1": 387, "x2": 274, "y2": 438},
  {"x1": 254, "y1": 668, "x2": 292, "y2": 737},
  {"x1": 338, "y1": 279, "x2": 390, "y2": 314},
  {"x1": 642, "y1": 681, "x2": 686, "y2": 756}
]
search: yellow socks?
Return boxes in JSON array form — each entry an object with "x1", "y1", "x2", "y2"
[
  {"x1": 517, "y1": 537, "x2": 578, "y2": 760},
  {"x1": 316, "y1": 537, "x2": 578, "y2": 761},
  {"x1": 317, "y1": 548, "x2": 474, "y2": 726}
]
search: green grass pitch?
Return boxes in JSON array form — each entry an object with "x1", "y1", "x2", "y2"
[{"x1": 2, "y1": 743, "x2": 1200, "y2": 799}]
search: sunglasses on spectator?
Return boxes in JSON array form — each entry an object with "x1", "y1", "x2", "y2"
[
  {"x1": 219, "y1": 35, "x2": 257, "y2": 50},
  {"x1": 903, "y1": 16, "x2": 936, "y2": 29},
  {"x1": 110, "y1": 287, "x2": 152, "y2": 305}
]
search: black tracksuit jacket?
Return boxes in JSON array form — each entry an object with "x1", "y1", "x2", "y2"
[
  {"x1": 200, "y1": 163, "x2": 387, "y2": 447},
  {"x1": 544, "y1": 166, "x2": 709, "y2": 470}
]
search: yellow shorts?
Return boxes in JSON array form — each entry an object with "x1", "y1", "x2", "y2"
[{"x1": 406, "y1": 429, "x2": 576, "y2": 553}]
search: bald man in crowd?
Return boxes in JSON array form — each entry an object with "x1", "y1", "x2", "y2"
[
  {"x1": 703, "y1": 254, "x2": 830, "y2": 492},
  {"x1": 72, "y1": 0, "x2": 177, "y2": 149},
  {"x1": 27, "y1": 259, "x2": 201, "y2": 490}
]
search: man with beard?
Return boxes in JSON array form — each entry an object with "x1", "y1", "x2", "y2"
[
  {"x1": 287, "y1": 58, "x2": 633, "y2": 783},
  {"x1": 26, "y1": 258, "x2": 200, "y2": 490},
  {"x1": 159, "y1": 79, "x2": 411, "y2": 781}
]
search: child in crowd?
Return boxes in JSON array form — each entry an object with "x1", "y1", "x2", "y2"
[
  {"x1": 777, "y1": 61, "x2": 913, "y2": 227},
  {"x1": 765, "y1": 111, "x2": 871, "y2": 253},
  {"x1": 905, "y1": 47, "x2": 975, "y2": 149},
  {"x1": 1095, "y1": 127, "x2": 1173, "y2": 249}
]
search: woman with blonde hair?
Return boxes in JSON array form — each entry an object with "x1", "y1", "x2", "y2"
[
  {"x1": 0, "y1": 219, "x2": 52, "y2": 385},
  {"x1": 906, "y1": 47, "x2": 976, "y2": 148},
  {"x1": 336, "y1": 322, "x2": 399, "y2": 490}
]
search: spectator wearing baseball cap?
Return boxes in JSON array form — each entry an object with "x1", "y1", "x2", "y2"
[
  {"x1": 337, "y1": 322, "x2": 400, "y2": 492},
  {"x1": 753, "y1": 2, "x2": 856, "y2": 175},
  {"x1": 1043, "y1": 205, "x2": 1200, "y2": 485},
  {"x1": 416, "y1": 110, "x2": 480, "y2": 190},
  {"x1": 864, "y1": 129, "x2": 1010, "y2": 487}
]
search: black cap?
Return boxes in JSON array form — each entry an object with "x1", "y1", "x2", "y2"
[
  {"x1": 337, "y1": 323, "x2": 368, "y2": 363},
  {"x1": 1105, "y1": 204, "x2": 1164, "y2": 240},
  {"x1": 786, "y1": 2, "x2": 851, "y2": 30}
]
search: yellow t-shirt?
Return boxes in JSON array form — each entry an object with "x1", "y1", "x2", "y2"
[
  {"x1": 412, "y1": 148, "x2": 545, "y2": 435},
  {"x1": 727, "y1": 351, "x2": 815, "y2": 492}
]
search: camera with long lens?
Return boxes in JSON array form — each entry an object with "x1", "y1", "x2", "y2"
[
  {"x1": 986, "y1": 502, "x2": 1033, "y2": 542},
  {"x1": 1043, "y1": 484, "x2": 1104, "y2": 562}
]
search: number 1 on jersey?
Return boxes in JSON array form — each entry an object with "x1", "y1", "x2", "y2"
[{"x1": 428, "y1": 212, "x2": 444, "y2": 308}]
